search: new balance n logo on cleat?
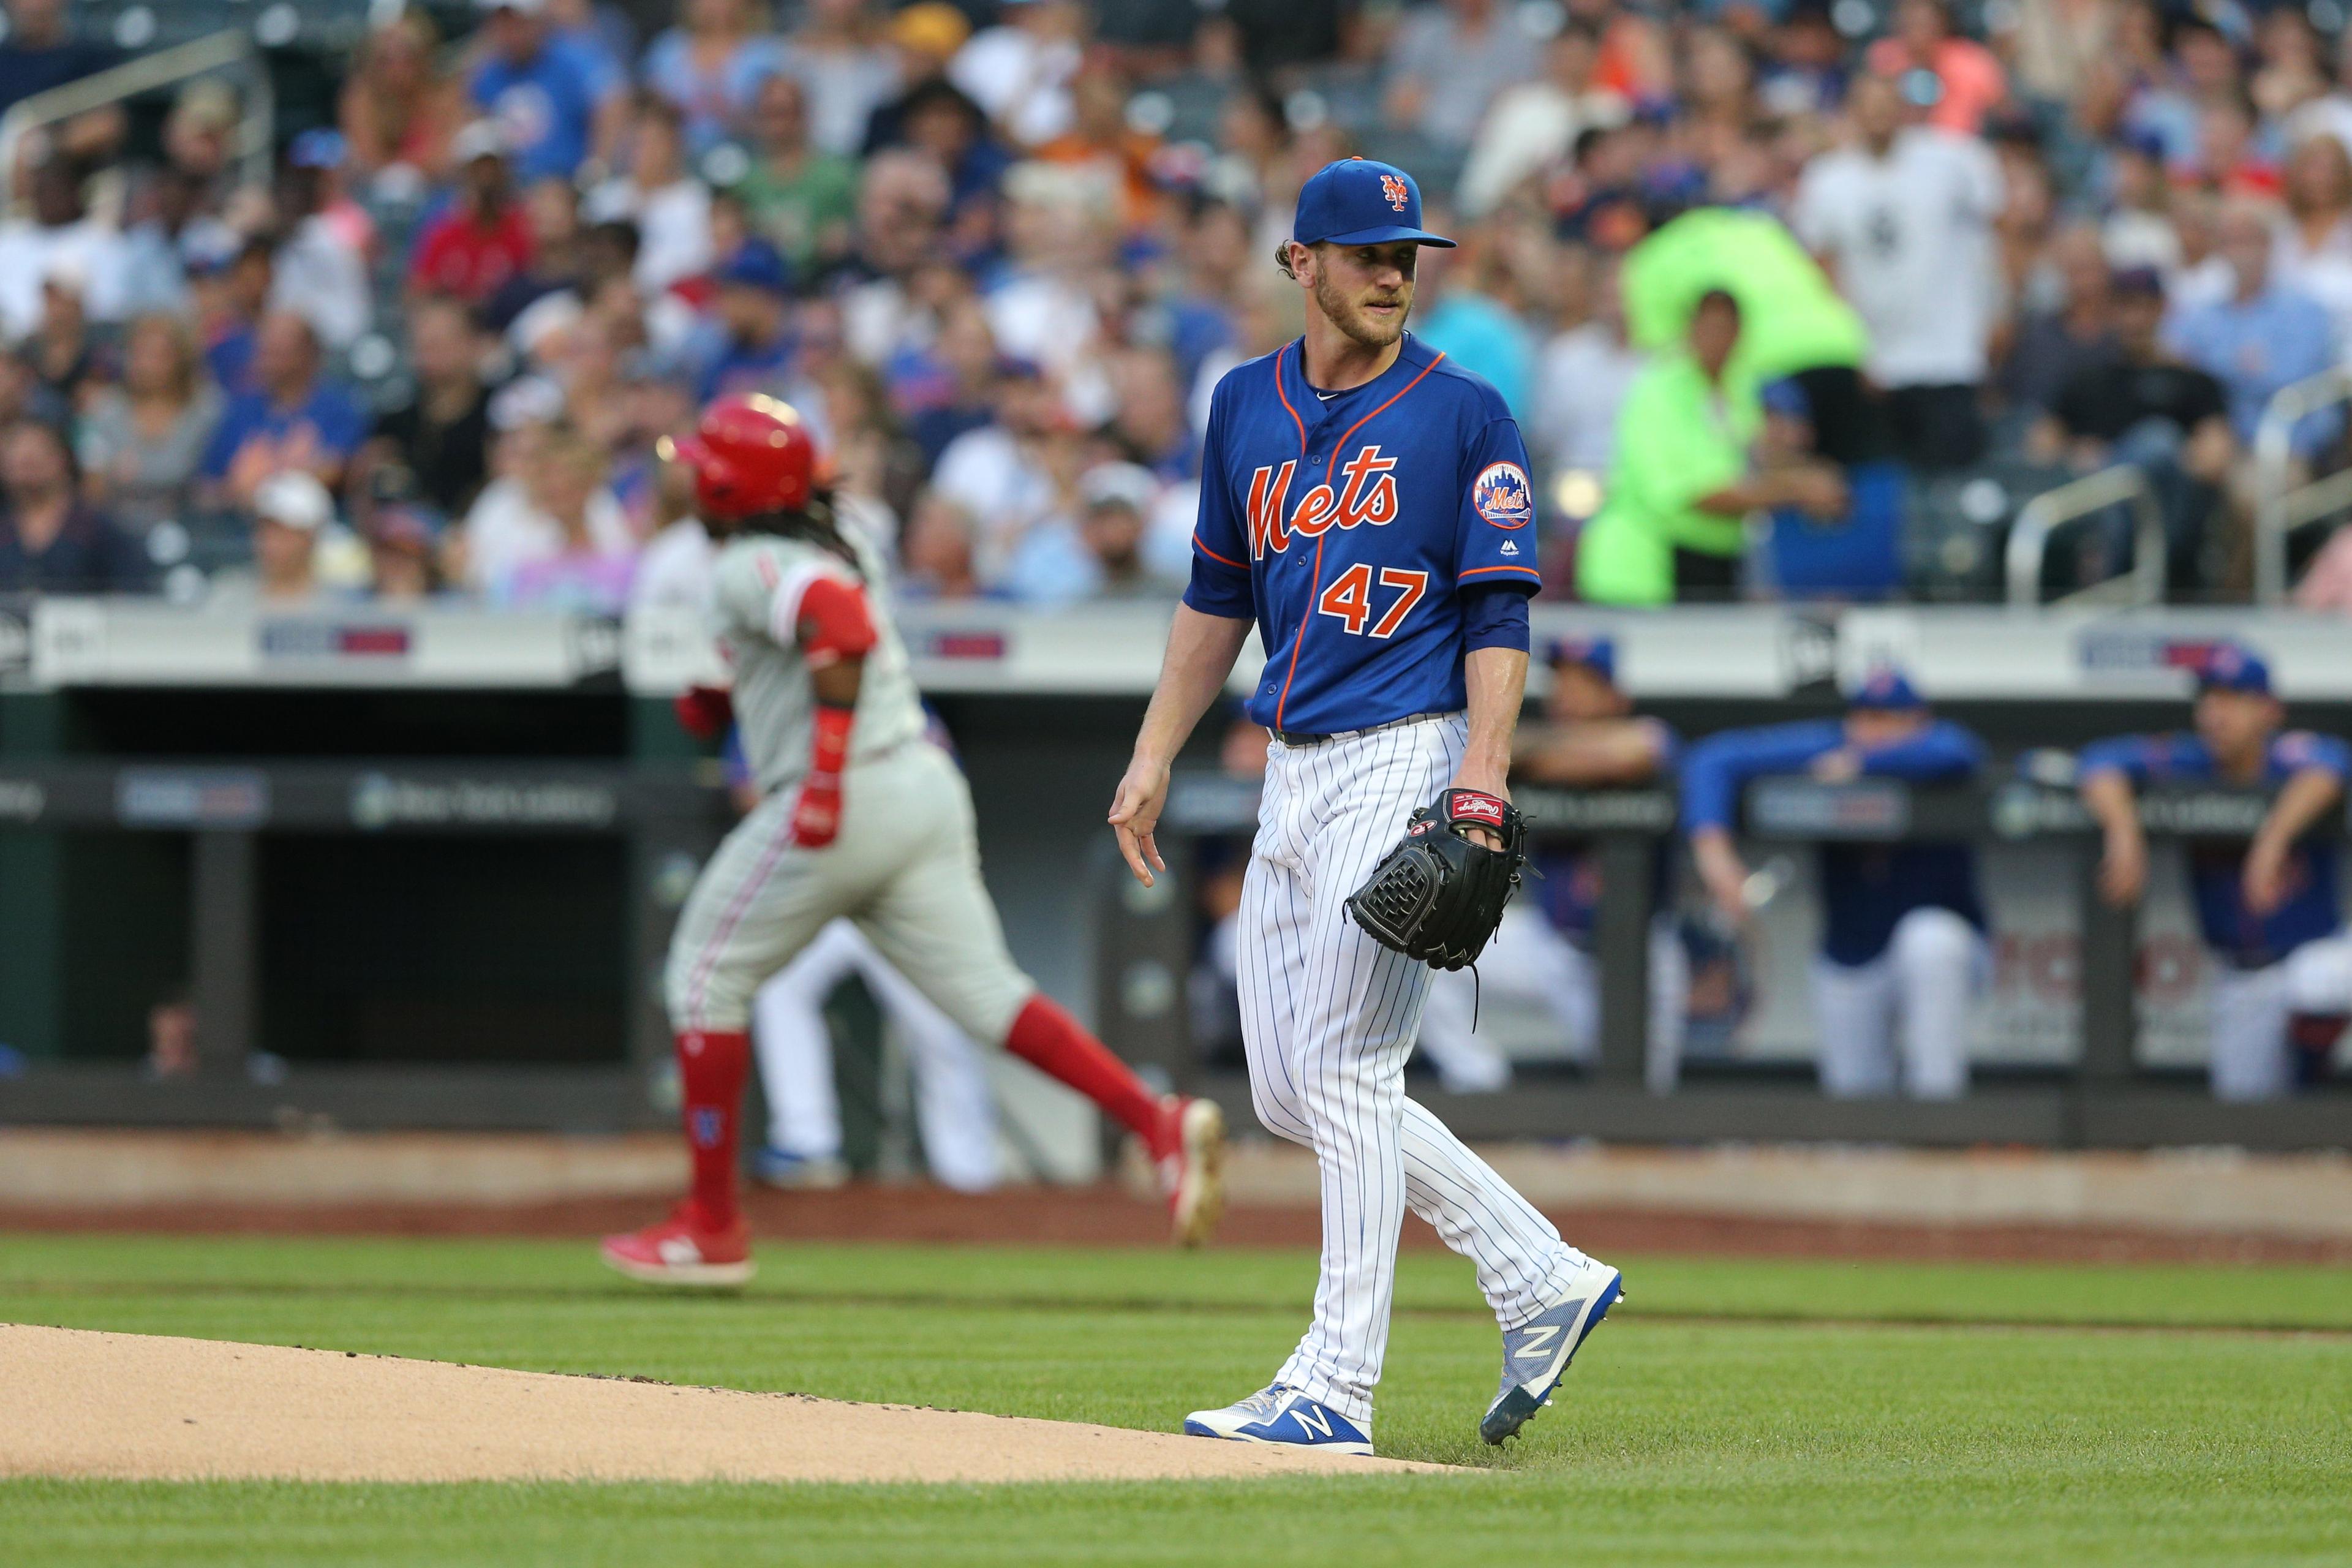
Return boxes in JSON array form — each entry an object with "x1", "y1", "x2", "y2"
[
  {"x1": 1512, "y1": 1322, "x2": 1564, "y2": 1360},
  {"x1": 1183, "y1": 1386, "x2": 1375, "y2": 1457},
  {"x1": 1482, "y1": 1264, "x2": 1623, "y2": 1446}
]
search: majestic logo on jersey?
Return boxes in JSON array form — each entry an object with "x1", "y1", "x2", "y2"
[
  {"x1": 1472, "y1": 461, "x2": 1534, "y2": 529},
  {"x1": 1381, "y1": 173, "x2": 1411, "y2": 212},
  {"x1": 1246, "y1": 445, "x2": 1401, "y2": 559}
]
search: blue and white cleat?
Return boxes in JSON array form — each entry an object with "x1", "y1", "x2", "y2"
[
  {"x1": 1480, "y1": 1254, "x2": 1625, "y2": 1446},
  {"x1": 750, "y1": 1146, "x2": 849, "y2": 1190},
  {"x1": 1183, "y1": 1384, "x2": 1374, "y2": 1457}
]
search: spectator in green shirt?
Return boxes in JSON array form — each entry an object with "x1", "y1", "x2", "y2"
[
  {"x1": 733, "y1": 73, "x2": 859, "y2": 275},
  {"x1": 1577, "y1": 290, "x2": 1845, "y2": 605}
]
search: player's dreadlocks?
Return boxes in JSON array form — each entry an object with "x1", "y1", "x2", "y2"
[{"x1": 736, "y1": 488, "x2": 863, "y2": 578}]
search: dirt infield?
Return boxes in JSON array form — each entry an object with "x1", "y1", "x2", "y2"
[
  {"x1": 4, "y1": 1184, "x2": 2349, "y2": 1264},
  {"x1": 0, "y1": 1325, "x2": 1440, "y2": 1483}
]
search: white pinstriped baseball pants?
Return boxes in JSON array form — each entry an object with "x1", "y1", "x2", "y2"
[{"x1": 1239, "y1": 714, "x2": 1588, "y2": 1425}]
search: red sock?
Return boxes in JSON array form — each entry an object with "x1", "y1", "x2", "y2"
[
  {"x1": 675, "y1": 1029, "x2": 750, "y2": 1226},
  {"x1": 1003, "y1": 995, "x2": 1170, "y2": 1155}
]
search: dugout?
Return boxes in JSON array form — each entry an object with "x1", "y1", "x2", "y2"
[{"x1": 3, "y1": 595, "x2": 2351, "y2": 1152}]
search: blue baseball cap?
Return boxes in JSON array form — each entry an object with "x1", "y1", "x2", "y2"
[
  {"x1": 1545, "y1": 636, "x2": 1616, "y2": 685},
  {"x1": 715, "y1": 237, "x2": 792, "y2": 296},
  {"x1": 2197, "y1": 642, "x2": 2272, "y2": 696},
  {"x1": 1849, "y1": 667, "x2": 1925, "y2": 712},
  {"x1": 1292, "y1": 158, "x2": 1455, "y2": 249}
]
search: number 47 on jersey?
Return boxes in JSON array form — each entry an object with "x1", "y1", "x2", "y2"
[{"x1": 1317, "y1": 565, "x2": 1427, "y2": 638}]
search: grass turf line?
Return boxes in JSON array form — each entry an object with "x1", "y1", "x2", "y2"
[{"x1": 5, "y1": 1234, "x2": 2350, "y2": 1566}]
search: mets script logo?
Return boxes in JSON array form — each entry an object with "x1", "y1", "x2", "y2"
[
  {"x1": 1472, "y1": 461, "x2": 1534, "y2": 529},
  {"x1": 1381, "y1": 173, "x2": 1411, "y2": 212},
  {"x1": 1247, "y1": 445, "x2": 1401, "y2": 558}
]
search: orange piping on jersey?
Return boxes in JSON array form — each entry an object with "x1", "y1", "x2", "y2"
[
  {"x1": 1270, "y1": 348, "x2": 1447, "y2": 732},
  {"x1": 1273, "y1": 531, "x2": 1327, "y2": 732},
  {"x1": 1272, "y1": 342, "x2": 1307, "y2": 454},
  {"x1": 1457, "y1": 565, "x2": 1544, "y2": 581},
  {"x1": 1194, "y1": 533, "x2": 1246, "y2": 571}
]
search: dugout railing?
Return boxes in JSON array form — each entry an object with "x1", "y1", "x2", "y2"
[{"x1": 1096, "y1": 771, "x2": 2352, "y2": 1152}]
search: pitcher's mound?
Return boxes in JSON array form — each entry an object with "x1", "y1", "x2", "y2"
[{"x1": 0, "y1": 1324, "x2": 1444, "y2": 1483}]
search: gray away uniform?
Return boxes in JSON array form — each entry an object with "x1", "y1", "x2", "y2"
[{"x1": 662, "y1": 528, "x2": 1036, "y2": 1044}]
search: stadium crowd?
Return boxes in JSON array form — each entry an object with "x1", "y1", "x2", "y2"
[{"x1": 8, "y1": 0, "x2": 2352, "y2": 607}]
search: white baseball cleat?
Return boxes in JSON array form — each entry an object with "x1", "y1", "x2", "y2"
[{"x1": 1183, "y1": 1384, "x2": 1374, "y2": 1457}]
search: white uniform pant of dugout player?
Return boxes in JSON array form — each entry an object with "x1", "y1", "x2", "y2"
[
  {"x1": 753, "y1": 921, "x2": 1001, "y2": 1192},
  {"x1": 666, "y1": 740, "x2": 1035, "y2": 1054},
  {"x1": 1238, "y1": 715, "x2": 1589, "y2": 1427},
  {"x1": 2206, "y1": 933, "x2": 2352, "y2": 1101},
  {"x1": 1420, "y1": 906, "x2": 1689, "y2": 1093},
  {"x1": 1809, "y1": 907, "x2": 1985, "y2": 1099}
]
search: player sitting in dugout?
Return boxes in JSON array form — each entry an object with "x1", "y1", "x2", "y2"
[
  {"x1": 1680, "y1": 670, "x2": 1988, "y2": 1099},
  {"x1": 1419, "y1": 636, "x2": 1688, "y2": 1094},
  {"x1": 2076, "y1": 644, "x2": 2352, "y2": 1101}
]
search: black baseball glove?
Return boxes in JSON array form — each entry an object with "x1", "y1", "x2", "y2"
[{"x1": 1344, "y1": 788, "x2": 1528, "y2": 970}]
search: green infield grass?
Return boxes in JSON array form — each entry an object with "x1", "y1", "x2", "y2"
[{"x1": 4, "y1": 1232, "x2": 2349, "y2": 1566}]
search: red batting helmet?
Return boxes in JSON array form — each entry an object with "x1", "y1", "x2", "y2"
[{"x1": 663, "y1": 394, "x2": 815, "y2": 519}]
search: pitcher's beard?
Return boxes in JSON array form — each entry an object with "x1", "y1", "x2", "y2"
[{"x1": 1314, "y1": 274, "x2": 1411, "y2": 349}]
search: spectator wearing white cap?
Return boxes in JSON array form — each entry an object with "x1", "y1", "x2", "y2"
[
  {"x1": 409, "y1": 123, "x2": 537, "y2": 304},
  {"x1": 214, "y1": 469, "x2": 340, "y2": 605}
]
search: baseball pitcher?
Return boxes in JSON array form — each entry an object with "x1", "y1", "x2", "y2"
[
  {"x1": 1110, "y1": 160, "x2": 1623, "y2": 1457},
  {"x1": 602, "y1": 394, "x2": 1226, "y2": 1286}
]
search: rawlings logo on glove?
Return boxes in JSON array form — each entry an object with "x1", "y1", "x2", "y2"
[
  {"x1": 1343, "y1": 789, "x2": 1528, "y2": 970},
  {"x1": 1451, "y1": 793, "x2": 1506, "y2": 827}
]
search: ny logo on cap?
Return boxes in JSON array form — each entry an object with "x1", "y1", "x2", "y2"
[{"x1": 1381, "y1": 173, "x2": 1409, "y2": 212}]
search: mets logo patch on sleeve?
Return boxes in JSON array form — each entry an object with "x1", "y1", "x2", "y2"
[{"x1": 1471, "y1": 462, "x2": 1534, "y2": 529}]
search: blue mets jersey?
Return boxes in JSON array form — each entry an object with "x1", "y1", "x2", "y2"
[
  {"x1": 1681, "y1": 719, "x2": 1988, "y2": 967},
  {"x1": 1183, "y1": 333, "x2": 1542, "y2": 735},
  {"x1": 2078, "y1": 729, "x2": 2351, "y2": 968}
]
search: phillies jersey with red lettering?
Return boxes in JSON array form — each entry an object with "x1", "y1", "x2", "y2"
[{"x1": 1183, "y1": 333, "x2": 1541, "y2": 735}]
